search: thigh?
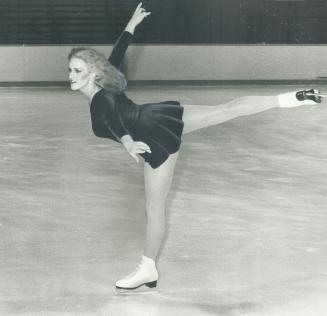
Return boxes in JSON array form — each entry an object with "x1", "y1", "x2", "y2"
[
  {"x1": 144, "y1": 152, "x2": 179, "y2": 200},
  {"x1": 182, "y1": 96, "x2": 278, "y2": 134},
  {"x1": 182, "y1": 104, "x2": 227, "y2": 134}
]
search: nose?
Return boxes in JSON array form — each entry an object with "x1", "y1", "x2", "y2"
[{"x1": 69, "y1": 72, "x2": 74, "y2": 81}]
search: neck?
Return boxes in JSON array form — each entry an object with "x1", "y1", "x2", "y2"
[{"x1": 80, "y1": 83, "x2": 102, "y2": 103}]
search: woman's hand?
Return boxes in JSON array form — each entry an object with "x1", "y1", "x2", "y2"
[
  {"x1": 125, "y1": 3, "x2": 151, "y2": 34},
  {"x1": 121, "y1": 135, "x2": 151, "y2": 163}
]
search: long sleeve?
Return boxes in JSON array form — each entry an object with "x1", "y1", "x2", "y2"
[
  {"x1": 97, "y1": 94, "x2": 129, "y2": 142},
  {"x1": 108, "y1": 31, "x2": 133, "y2": 69}
]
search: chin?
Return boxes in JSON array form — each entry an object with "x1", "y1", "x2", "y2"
[{"x1": 70, "y1": 84, "x2": 80, "y2": 91}]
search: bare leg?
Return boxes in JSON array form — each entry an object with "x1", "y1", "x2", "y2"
[
  {"x1": 141, "y1": 96, "x2": 277, "y2": 257},
  {"x1": 143, "y1": 152, "x2": 179, "y2": 260},
  {"x1": 115, "y1": 153, "x2": 179, "y2": 289},
  {"x1": 182, "y1": 95, "x2": 279, "y2": 134}
]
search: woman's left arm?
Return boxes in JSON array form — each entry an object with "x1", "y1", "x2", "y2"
[
  {"x1": 121, "y1": 135, "x2": 151, "y2": 163},
  {"x1": 108, "y1": 3, "x2": 151, "y2": 68},
  {"x1": 99, "y1": 96, "x2": 151, "y2": 163}
]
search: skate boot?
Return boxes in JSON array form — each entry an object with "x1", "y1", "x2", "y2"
[
  {"x1": 115, "y1": 256, "x2": 158, "y2": 290},
  {"x1": 278, "y1": 89, "x2": 321, "y2": 108},
  {"x1": 295, "y1": 89, "x2": 322, "y2": 103}
]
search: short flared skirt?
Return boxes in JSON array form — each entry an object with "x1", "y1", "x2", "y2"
[{"x1": 131, "y1": 101, "x2": 184, "y2": 169}]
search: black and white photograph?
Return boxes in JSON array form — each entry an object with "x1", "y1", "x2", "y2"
[{"x1": 0, "y1": 0, "x2": 326, "y2": 315}]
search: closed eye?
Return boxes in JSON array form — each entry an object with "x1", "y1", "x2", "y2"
[{"x1": 68, "y1": 67, "x2": 82, "y2": 73}]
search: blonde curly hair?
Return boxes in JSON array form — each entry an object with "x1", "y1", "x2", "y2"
[{"x1": 68, "y1": 47, "x2": 127, "y2": 94}]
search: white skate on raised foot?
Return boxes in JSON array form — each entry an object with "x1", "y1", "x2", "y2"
[
  {"x1": 115, "y1": 256, "x2": 159, "y2": 291},
  {"x1": 278, "y1": 89, "x2": 322, "y2": 108}
]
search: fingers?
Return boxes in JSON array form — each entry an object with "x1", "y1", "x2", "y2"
[
  {"x1": 131, "y1": 143, "x2": 151, "y2": 157},
  {"x1": 127, "y1": 140, "x2": 152, "y2": 163},
  {"x1": 136, "y1": 2, "x2": 151, "y2": 17},
  {"x1": 134, "y1": 148, "x2": 150, "y2": 154},
  {"x1": 136, "y1": 2, "x2": 144, "y2": 13},
  {"x1": 136, "y1": 142, "x2": 151, "y2": 153},
  {"x1": 136, "y1": 2, "x2": 142, "y2": 10}
]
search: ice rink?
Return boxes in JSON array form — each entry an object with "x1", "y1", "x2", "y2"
[{"x1": 0, "y1": 85, "x2": 326, "y2": 316}]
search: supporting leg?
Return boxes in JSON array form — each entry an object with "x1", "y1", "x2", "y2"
[
  {"x1": 115, "y1": 152, "x2": 179, "y2": 290},
  {"x1": 143, "y1": 152, "x2": 179, "y2": 260}
]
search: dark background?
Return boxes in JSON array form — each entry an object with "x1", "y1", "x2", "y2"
[{"x1": 0, "y1": 0, "x2": 326, "y2": 44}]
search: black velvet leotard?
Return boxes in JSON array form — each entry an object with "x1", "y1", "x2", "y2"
[{"x1": 90, "y1": 31, "x2": 184, "y2": 169}]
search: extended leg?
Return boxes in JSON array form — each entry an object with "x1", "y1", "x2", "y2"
[
  {"x1": 182, "y1": 95, "x2": 278, "y2": 134},
  {"x1": 182, "y1": 89, "x2": 321, "y2": 135}
]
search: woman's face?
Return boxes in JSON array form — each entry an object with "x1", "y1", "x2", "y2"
[{"x1": 68, "y1": 58, "x2": 93, "y2": 91}]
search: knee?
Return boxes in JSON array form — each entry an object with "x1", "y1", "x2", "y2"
[
  {"x1": 236, "y1": 96, "x2": 253, "y2": 105},
  {"x1": 146, "y1": 198, "x2": 166, "y2": 215}
]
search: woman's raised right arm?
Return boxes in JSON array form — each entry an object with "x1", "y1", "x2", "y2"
[{"x1": 108, "y1": 3, "x2": 151, "y2": 69}]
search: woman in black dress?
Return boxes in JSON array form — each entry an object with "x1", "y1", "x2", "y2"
[{"x1": 68, "y1": 3, "x2": 321, "y2": 290}]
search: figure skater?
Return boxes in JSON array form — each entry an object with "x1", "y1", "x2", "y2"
[{"x1": 68, "y1": 3, "x2": 322, "y2": 290}]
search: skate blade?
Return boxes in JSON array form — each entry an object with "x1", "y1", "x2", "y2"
[{"x1": 115, "y1": 287, "x2": 158, "y2": 295}]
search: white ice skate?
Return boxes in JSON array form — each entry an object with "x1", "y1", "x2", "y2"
[
  {"x1": 278, "y1": 89, "x2": 322, "y2": 108},
  {"x1": 115, "y1": 256, "x2": 159, "y2": 290}
]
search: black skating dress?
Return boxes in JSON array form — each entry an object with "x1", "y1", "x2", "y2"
[{"x1": 90, "y1": 31, "x2": 184, "y2": 169}]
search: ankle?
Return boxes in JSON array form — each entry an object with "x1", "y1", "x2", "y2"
[{"x1": 142, "y1": 255, "x2": 156, "y2": 265}]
